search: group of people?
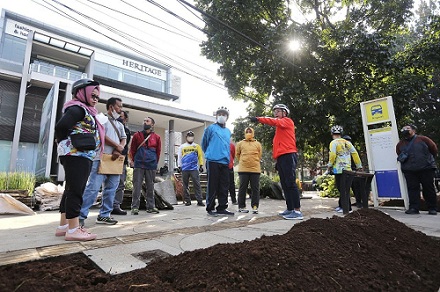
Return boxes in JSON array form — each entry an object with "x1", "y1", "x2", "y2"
[
  {"x1": 55, "y1": 79, "x2": 163, "y2": 241},
  {"x1": 55, "y1": 78, "x2": 438, "y2": 242}
]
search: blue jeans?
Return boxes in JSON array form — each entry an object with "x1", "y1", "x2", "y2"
[{"x1": 80, "y1": 160, "x2": 120, "y2": 219}]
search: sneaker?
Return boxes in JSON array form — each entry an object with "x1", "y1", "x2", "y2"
[
  {"x1": 232, "y1": 201, "x2": 238, "y2": 205},
  {"x1": 252, "y1": 206, "x2": 258, "y2": 214},
  {"x1": 55, "y1": 225, "x2": 68, "y2": 237},
  {"x1": 238, "y1": 208, "x2": 249, "y2": 213},
  {"x1": 65, "y1": 227, "x2": 97, "y2": 241},
  {"x1": 146, "y1": 208, "x2": 160, "y2": 214},
  {"x1": 207, "y1": 210, "x2": 218, "y2": 217},
  {"x1": 283, "y1": 211, "x2": 304, "y2": 220},
  {"x1": 197, "y1": 201, "x2": 205, "y2": 207},
  {"x1": 216, "y1": 209, "x2": 235, "y2": 216},
  {"x1": 185, "y1": 202, "x2": 191, "y2": 206},
  {"x1": 405, "y1": 208, "x2": 420, "y2": 215},
  {"x1": 131, "y1": 208, "x2": 139, "y2": 215},
  {"x1": 278, "y1": 209, "x2": 292, "y2": 216},
  {"x1": 428, "y1": 209, "x2": 437, "y2": 215},
  {"x1": 96, "y1": 216, "x2": 118, "y2": 225},
  {"x1": 111, "y1": 207, "x2": 127, "y2": 215},
  {"x1": 335, "y1": 207, "x2": 342, "y2": 212},
  {"x1": 337, "y1": 208, "x2": 352, "y2": 213}
]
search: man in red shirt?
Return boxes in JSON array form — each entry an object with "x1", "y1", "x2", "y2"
[{"x1": 250, "y1": 104, "x2": 303, "y2": 220}]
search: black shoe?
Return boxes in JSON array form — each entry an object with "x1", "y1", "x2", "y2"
[
  {"x1": 232, "y1": 201, "x2": 238, "y2": 205},
  {"x1": 207, "y1": 210, "x2": 218, "y2": 217},
  {"x1": 216, "y1": 209, "x2": 235, "y2": 216},
  {"x1": 428, "y1": 209, "x2": 437, "y2": 215},
  {"x1": 197, "y1": 202, "x2": 205, "y2": 206},
  {"x1": 111, "y1": 207, "x2": 127, "y2": 215},
  {"x1": 405, "y1": 208, "x2": 420, "y2": 215},
  {"x1": 185, "y1": 202, "x2": 191, "y2": 206},
  {"x1": 356, "y1": 203, "x2": 363, "y2": 208}
]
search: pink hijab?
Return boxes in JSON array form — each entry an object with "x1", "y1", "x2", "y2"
[{"x1": 63, "y1": 85, "x2": 105, "y2": 153}]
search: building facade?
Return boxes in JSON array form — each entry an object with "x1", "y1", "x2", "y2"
[{"x1": 0, "y1": 9, "x2": 215, "y2": 179}]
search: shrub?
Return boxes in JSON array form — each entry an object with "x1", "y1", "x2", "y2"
[
  {"x1": 0, "y1": 172, "x2": 36, "y2": 195},
  {"x1": 125, "y1": 167, "x2": 133, "y2": 191},
  {"x1": 316, "y1": 175, "x2": 339, "y2": 198}
]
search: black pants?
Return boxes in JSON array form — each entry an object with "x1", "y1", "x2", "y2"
[
  {"x1": 404, "y1": 169, "x2": 437, "y2": 211},
  {"x1": 277, "y1": 153, "x2": 301, "y2": 210},
  {"x1": 351, "y1": 177, "x2": 363, "y2": 205},
  {"x1": 206, "y1": 161, "x2": 229, "y2": 212},
  {"x1": 335, "y1": 173, "x2": 354, "y2": 211},
  {"x1": 228, "y1": 168, "x2": 237, "y2": 203},
  {"x1": 238, "y1": 173, "x2": 260, "y2": 209},
  {"x1": 59, "y1": 156, "x2": 92, "y2": 219}
]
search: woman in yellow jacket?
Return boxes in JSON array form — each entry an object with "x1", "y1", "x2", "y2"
[{"x1": 236, "y1": 127, "x2": 262, "y2": 214}]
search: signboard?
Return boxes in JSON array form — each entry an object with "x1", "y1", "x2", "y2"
[
  {"x1": 360, "y1": 96, "x2": 408, "y2": 208},
  {"x1": 35, "y1": 82, "x2": 59, "y2": 177}
]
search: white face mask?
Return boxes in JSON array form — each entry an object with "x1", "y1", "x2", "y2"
[
  {"x1": 112, "y1": 110, "x2": 120, "y2": 120},
  {"x1": 217, "y1": 115, "x2": 227, "y2": 124},
  {"x1": 187, "y1": 137, "x2": 194, "y2": 143}
]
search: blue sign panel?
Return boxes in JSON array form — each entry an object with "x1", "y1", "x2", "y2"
[{"x1": 375, "y1": 170, "x2": 401, "y2": 198}]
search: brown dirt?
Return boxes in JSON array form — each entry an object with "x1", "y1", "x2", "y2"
[{"x1": 1, "y1": 209, "x2": 439, "y2": 291}]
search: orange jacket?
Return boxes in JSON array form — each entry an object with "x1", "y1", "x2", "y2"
[{"x1": 257, "y1": 116, "x2": 297, "y2": 159}]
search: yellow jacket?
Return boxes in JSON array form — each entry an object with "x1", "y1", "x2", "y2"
[{"x1": 236, "y1": 127, "x2": 262, "y2": 173}]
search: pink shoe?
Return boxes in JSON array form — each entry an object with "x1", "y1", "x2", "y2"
[
  {"x1": 55, "y1": 225, "x2": 68, "y2": 237},
  {"x1": 65, "y1": 227, "x2": 97, "y2": 241}
]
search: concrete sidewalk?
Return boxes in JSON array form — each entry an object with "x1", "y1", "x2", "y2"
[{"x1": 1, "y1": 192, "x2": 438, "y2": 274}]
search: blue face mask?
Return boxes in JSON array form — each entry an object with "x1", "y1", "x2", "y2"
[{"x1": 217, "y1": 115, "x2": 227, "y2": 124}]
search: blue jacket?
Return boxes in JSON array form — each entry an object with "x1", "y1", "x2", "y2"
[{"x1": 201, "y1": 123, "x2": 231, "y2": 165}]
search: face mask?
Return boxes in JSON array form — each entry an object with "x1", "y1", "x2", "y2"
[
  {"x1": 402, "y1": 130, "x2": 410, "y2": 137},
  {"x1": 187, "y1": 137, "x2": 194, "y2": 143},
  {"x1": 143, "y1": 124, "x2": 152, "y2": 131},
  {"x1": 217, "y1": 116, "x2": 227, "y2": 124},
  {"x1": 245, "y1": 133, "x2": 253, "y2": 140},
  {"x1": 112, "y1": 110, "x2": 120, "y2": 120}
]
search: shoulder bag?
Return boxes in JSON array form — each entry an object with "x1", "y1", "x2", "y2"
[{"x1": 397, "y1": 135, "x2": 416, "y2": 163}]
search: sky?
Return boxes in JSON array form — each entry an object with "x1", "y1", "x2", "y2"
[{"x1": 0, "y1": 0, "x2": 249, "y2": 127}]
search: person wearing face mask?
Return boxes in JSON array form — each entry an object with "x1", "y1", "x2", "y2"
[
  {"x1": 250, "y1": 104, "x2": 303, "y2": 220},
  {"x1": 129, "y1": 117, "x2": 162, "y2": 215},
  {"x1": 79, "y1": 97, "x2": 126, "y2": 227},
  {"x1": 396, "y1": 124, "x2": 438, "y2": 215},
  {"x1": 177, "y1": 131, "x2": 205, "y2": 206},
  {"x1": 236, "y1": 127, "x2": 262, "y2": 214},
  {"x1": 201, "y1": 106, "x2": 234, "y2": 216}
]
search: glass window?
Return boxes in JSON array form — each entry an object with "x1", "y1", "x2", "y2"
[
  {"x1": 122, "y1": 69, "x2": 136, "y2": 85},
  {"x1": 108, "y1": 66, "x2": 121, "y2": 81},
  {"x1": 94, "y1": 61, "x2": 108, "y2": 77},
  {"x1": 0, "y1": 34, "x2": 26, "y2": 64}
]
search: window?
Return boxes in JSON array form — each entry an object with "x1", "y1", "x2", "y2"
[{"x1": 0, "y1": 34, "x2": 26, "y2": 64}]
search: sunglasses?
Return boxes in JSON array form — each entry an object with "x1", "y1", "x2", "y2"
[{"x1": 91, "y1": 94, "x2": 99, "y2": 100}]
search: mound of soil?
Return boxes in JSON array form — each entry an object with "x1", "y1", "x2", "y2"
[{"x1": 1, "y1": 209, "x2": 439, "y2": 291}]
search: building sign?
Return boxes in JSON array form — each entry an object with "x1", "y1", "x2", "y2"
[
  {"x1": 5, "y1": 19, "x2": 36, "y2": 39},
  {"x1": 360, "y1": 96, "x2": 409, "y2": 209},
  {"x1": 95, "y1": 50, "x2": 167, "y2": 81}
]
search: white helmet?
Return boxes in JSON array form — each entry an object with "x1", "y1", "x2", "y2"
[
  {"x1": 331, "y1": 125, "x2": 343, "y2": 134},
  {"x1": 216, "y1": 106, "x2": 229, "y2": 117},
  {"x1": 273, "y1": 104, "x2": 290, "y2": 115}
]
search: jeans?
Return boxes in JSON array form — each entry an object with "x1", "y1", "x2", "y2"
[
  {"x1": 404, "y1": 169, "x2": 437, "y2": 211},
  {"x1": 131, "y1": 168, "x2": 156, "y2": 210},
  {"x1": 238, "y1": 173, "x2": 260, "y2": 209},
  {"x1": 59, "y1": 156, "x2": 92, "y2": 219},
  {"x1": 206, "y1": 161, "x2": 229, "y2": 212},
  {"x1": 182, "y1": 169, "x2": 203, "y2": 203},
  {"x1": 80, "y1": 160, "x2": 120, "y2": 219},
  {"x1": 113, "y1": 163, "x2": 127, "y2": 208},
  {"x1": 277, "y1": 153, "x2": 301, "y2": 210}
]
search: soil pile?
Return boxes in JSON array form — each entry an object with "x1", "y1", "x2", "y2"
[{"x1": 1, "y1": 209, "x2": 439, "y2": 291}]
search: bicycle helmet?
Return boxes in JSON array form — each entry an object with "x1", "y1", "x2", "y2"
[
  {"x1": 186, "y1": 131, "x2": 194, "y2": 137},
  {"x1": 216, "y1": 106, "x2": 229, "y2": 117},
  {"x1": 71, "y1": 78, "x2": 100, "y2": 96},
  {"x1": 273, "y1": 104, "x2": 290, "y2": 115},
  {"x1": 331, "y1": 125, "x2": 343, "y2": 134}
]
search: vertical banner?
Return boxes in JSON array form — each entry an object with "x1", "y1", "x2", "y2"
[
  {"x1": 35, "y1": 82, "x2": 59, "y2": 177},
  {"x1": 360, "y1": 96, "x2": 408, "y2": 208}
]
